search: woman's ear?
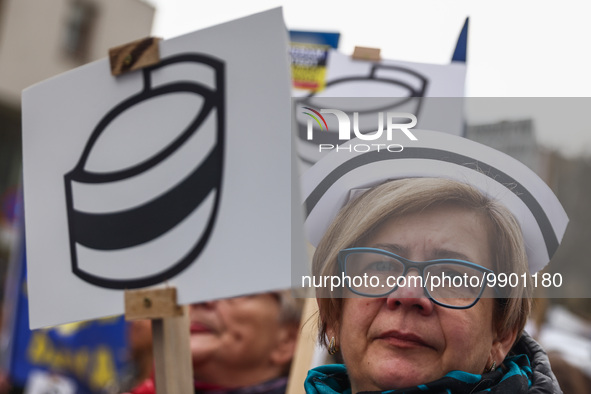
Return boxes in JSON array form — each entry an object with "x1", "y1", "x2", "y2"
[
  {"x1": 317, "y1": 298, "x2": 340, "y2": 347},
  {"x1": 490, "y1": 327, "x2": 518, "y2": 366}
]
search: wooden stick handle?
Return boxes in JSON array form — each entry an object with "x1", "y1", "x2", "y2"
[
  {"x1": 125, "y1": 288, "x2": 193, "y2": 394},
  {"x1": 152, "y1": 305, "x2": 193, "y2": 394}
]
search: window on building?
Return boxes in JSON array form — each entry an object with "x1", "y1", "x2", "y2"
[{"x1": 63, "y1": 0, "x2": 97, "y2": 61}]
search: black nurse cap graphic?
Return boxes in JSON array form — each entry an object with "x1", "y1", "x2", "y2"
[
  {"x1": 295, "y1": 64, "x2": 428, "y2": 166},
  {"x1": 64, "y1": 54, "x2": 225, "y2": 289}
]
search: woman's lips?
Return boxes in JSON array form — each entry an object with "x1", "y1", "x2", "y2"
[{"x1": 377, "y1": 330, "x2": 433, "y2": 349}]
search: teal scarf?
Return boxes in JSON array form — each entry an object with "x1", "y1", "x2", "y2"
[{"x1": 305, "y1": 355, "x2": 532, "y2": 394}]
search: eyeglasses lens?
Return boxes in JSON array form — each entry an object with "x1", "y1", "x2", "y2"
[
  {"x1": 344, "y1": 252, "x2": 403, "y2": 296},
  {"x1": 424, "y1": 264, "x2": 484, "y2": 307},
  {"x1": 343, "y1": 251, "x2": 485, "y2": 307}
]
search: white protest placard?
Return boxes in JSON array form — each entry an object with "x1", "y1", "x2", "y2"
[
  {"x1": 22, "y1": 8, "x2": 300, "y2": 329},
  {"x1": 294, "y1": 50, "x2": 467, "y2": 167}
]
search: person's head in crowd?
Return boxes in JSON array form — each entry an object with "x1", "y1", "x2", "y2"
[
  {"x1": 189, "y1": 290, "x2": 303, "y2": 389},
  {"x1": 312, "y1": 178, "x2": 532, "y2": 391}
]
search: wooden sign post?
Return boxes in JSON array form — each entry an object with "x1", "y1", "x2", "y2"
[
  {"x1": 286, "y1": 297, "x2": 319, "y2": 394},
  {"x1": 125, "y1": 288, "x2": 193, "y2": 394}
]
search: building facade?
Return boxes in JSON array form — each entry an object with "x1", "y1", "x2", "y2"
[{"x1": 0, "y1": 0, "x2": 154, "y2": 292}]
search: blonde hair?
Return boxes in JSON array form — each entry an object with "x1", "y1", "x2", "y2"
[{"x1": 313, "y1": 178, "x2": 531, "y2": 346}]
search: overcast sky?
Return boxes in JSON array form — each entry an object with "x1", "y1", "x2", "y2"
[{"x1": 144, "y1": 1, "x2": 591, "y2": 156}]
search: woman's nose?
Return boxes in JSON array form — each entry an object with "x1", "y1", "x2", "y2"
[{"x1": 386, "y1": 270, "x2": 434, "y2": 315}]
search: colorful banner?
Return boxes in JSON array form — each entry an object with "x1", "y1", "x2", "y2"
[
  {"x1": 3, "y1": 234, "x2": 129, "y2": 393},
  {"x1": 289, "y1": 30, "x2": 340, "y2": 92}
]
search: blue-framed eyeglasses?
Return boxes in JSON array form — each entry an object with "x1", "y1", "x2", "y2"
[{"x1": 337, "y1": 247, "x2": 495, "y2": 309}]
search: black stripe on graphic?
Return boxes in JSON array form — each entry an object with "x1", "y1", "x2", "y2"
[{"x1": 70, "y1": 146, "x2": 221, "y2": 250}]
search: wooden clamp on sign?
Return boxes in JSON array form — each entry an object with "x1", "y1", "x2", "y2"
[
  {"x1": 352, "y1": 46, "x2": 381, "y2": 62},
  {"x1": 109, "y1": 36, "x2": 162, "y2": 76},
  {"x1": 125, "y1": 287, "x2": 193, "y2": 394},
  {"x1": 111, "y1": 36, "x2": 192, "y2": 394}
]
